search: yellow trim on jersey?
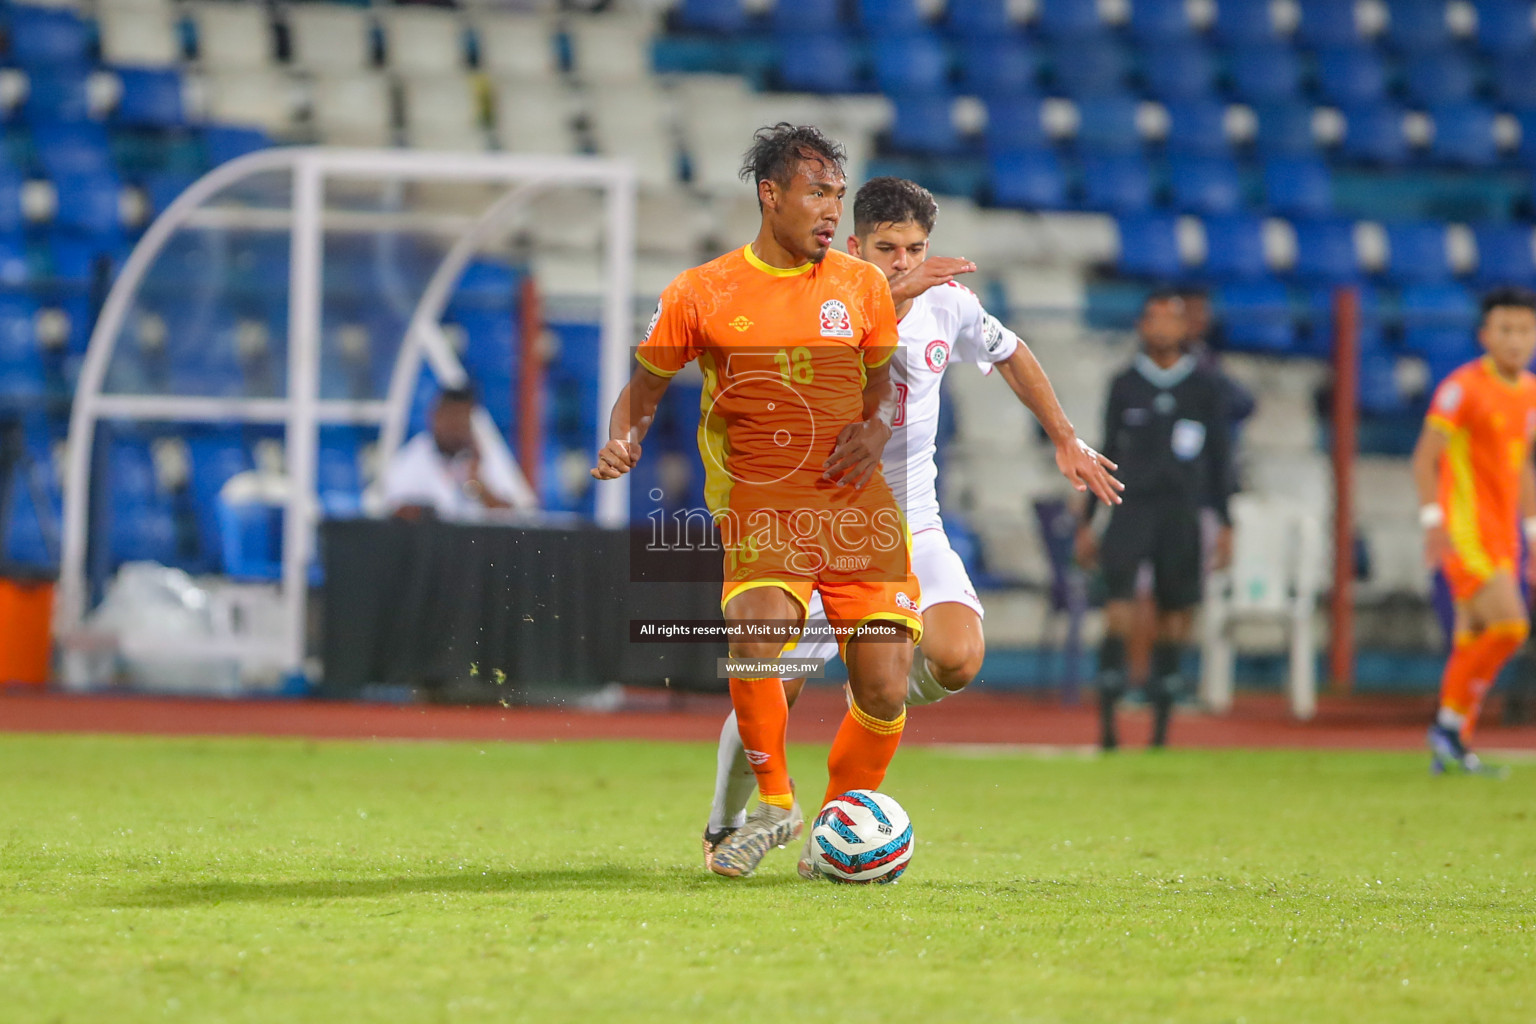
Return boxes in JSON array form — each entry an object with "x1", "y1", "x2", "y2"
[
  {"x1": 635, "y1": 352, "x2": 680, "y2": 378},
  {"x1": 1426, "y1": 413, "x2": 1457, "y2": 436},
  {"x1": 1443, "y1": 428, "x2": 1495, "y2": 579},
  {"x1": 719, "y1": 579, "x2": 812, "y2": 623},
  {"x1": 696, "y1": 350, "x2": 733, "y2": 516},
  {"x1": 1484, "y1": 619, "x2": 1531, "y2": 641},
  {"x1": 862, "y1": 345, "x2": 896, "y2": 370},
  {"x1": 849, "y1": 611, "x2": 924, "y2": 647},
  {"x1": 743, "y1": 243, "x2": 814, "y2": 278}
]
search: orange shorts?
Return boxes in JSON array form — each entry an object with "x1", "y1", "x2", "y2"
[
  {"x1": 717, "y1": 506, "x2": 923, "y2": 653},
  {"x1": 1442, "y1": 548, "x2": 1516, "y2": 603}
]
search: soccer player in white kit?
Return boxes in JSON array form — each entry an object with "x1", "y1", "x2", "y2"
[{"x1": 702, "y1": 178, "x2": 1124, "y2": 866}]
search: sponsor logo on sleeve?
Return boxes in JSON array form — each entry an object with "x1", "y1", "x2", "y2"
[
  {"x1": 981, "y1": 315, "x2": 1006, "y2": 355},
  {"x1": 643, "y1": 303, "x2": 661, "y2": 342}
]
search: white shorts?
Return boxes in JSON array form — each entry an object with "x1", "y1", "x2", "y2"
[{"x1": 784, "y1": 524, "x2": 984, "y2": 667}]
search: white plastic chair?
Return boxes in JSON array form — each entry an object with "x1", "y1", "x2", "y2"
[
  {"x1": 189, "y1": 2, "x2": 275, "y2": 71},
  {"x1": 1201, "y1": 493, "x2": 1324, "y2": 720},
  {"x1": 310, "y1": 74, "x2": 394, "y2": 148},
  {"x1": 286, "y1": 5, "x2": 374, "y2": 73},
  {"x1": 379, "y1": 7, "x2": 467, "y2": 75},
  {"x1": 98, "y1": 7, "x2": 181, "y2": 66}
]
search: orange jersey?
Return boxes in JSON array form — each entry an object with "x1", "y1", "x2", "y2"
[
  {"x1": 636, "y1": 245, "x2": 900, "y2": 517},
  {"x1": 1427, "y1": 357, "x2": 1536, "y2": 589}
]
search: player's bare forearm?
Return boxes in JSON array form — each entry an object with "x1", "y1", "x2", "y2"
[
  {"x1": 1410, "y1": 425, "x2": 1447, "y2": 510},
  {"x1": 998, "y1": 345, "x2": 1123, "y2": 506},
  {"x1": 1521, "y1": 459, "x2": 1536, "y2": 521},
  {"x1": 823, "y1": 360, "x2": 895, "y2": 488},
  {"x1": 591, "y1": 366, "x2": 671, "y2": 480}
]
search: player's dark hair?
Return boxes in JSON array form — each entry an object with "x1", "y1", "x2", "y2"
[
  {"x1": 852, "y1": 177, "x2": 938, "y2": 235},
  {"x1": 1141, "y1": 287, "x2": 1185, "y2": 314},
  {"x1": 739, "y1": 123, "x2": 847, "y2": 208},
  {"x1": 1174, "y1": 286, "x2": 1209, "y2": 303},
  {"x1": 437, "y1": 385, "x2": 476, "y2": 406},
  {"x1": 1480, "y1": 286, "x2": 1536, "y2": 327}
]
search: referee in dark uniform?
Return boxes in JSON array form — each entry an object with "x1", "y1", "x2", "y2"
[{"x1": 1075, "y1": 290, "x2": 1235, "y2": 750}]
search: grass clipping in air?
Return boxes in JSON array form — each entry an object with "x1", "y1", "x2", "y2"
[{"x1": 2, "y1": 736, "x2": 1534, "y2": 1023}]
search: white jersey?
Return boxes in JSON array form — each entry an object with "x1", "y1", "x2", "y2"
[{"x1": 886, "y1": 281, "x2": 1020, "y2": 530}]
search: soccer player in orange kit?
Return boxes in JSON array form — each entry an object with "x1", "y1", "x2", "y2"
[
  {"x1": 1411, "y1": 287, "x2": 1536, "y2": 775},
  {"x1": 591, "y1": 124, "x2": 921, "y2": 876}
]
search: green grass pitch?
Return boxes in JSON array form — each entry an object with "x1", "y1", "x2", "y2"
[{"x1": 3, "y1": 734, "x2": 1535, "y2": 1023}]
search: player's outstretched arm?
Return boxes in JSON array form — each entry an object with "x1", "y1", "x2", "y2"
[
  {"x1": 824, "y1": 358, "x2": 897, "y2": 489},
  {"x1": 1410, "y1": 423, "x2": 1450, "y2": 568},
  {"x1": 995, "y1": 344, "x2": 1123, "y2": 507},
  {"x1": 591, "y1": 366, "x2": 671, "y2": 480},
  {"x1": 888, "y1": 256, "x2": 977, "y2": 307}
]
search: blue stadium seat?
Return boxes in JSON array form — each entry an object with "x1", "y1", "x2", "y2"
[
  {"x1": 186, "y1": 432, "x2": 252, "y2": 567},
  {"x1": 872, "y1": 32, "x2": 950, "y2": 93},
  {"x1": 0, "y1": 234, "x2": 27, "y2": 291},
  {"x1": 1357, "y1": 351, "x2": 1406, "y2": 415},
  {"x1": 1291, "y1": 219, "x2": 1361, "y2": 281},
  {"x1": 0, "y1": 168, "x2": 24, "y2": 235},
  {"x1": 22, "y1": 71, "x2": 92, "y2": 124},
  {"x1": 33, "y1": 122, "x2": 112, "y2": 177},
  {"x1": 856, "y1": 0, "x2": 928, "y2": 32},
  {"x1": 1073, "y1": 92, "x2": 1142, "y2": 153},
  {"x1": 945, "y1": 0, "x2": 1017, "y2": 39},
  {"x1": 1210, "y1": 0, "x2": 1279, "y2": 44},
  {"x1": 1227, "y1": 45, "x2": 1302, "y2": 103},
  {"x1": 1519, "y1": 111, "x2": 1536, "y2": 166},
  {"x1": 1471, "y1": 224, "x2": 1536, "y2": 286},
  {"x1": 1315, "y1": 47, "x2": 1388, "y2": 106},
  {"x1": 1295, "y1": 0, "x2": 1362, "y2": 47},
  {"x1": 106, "y1": 438, "x2": 177, "y2": 566},
  {"x1": 0, "y1": 297, "x2": 43, "y2": 398},
  {"x1": 1303, "y1": 283, "x2": 1385, "y2": 352},
  {"x1": 317, "y1": 427, "x2": 364, "y2": 518},
  {"x1": 958, "y1": 39, "x2": 1040, "y2": 97},
  {"x1": 1429, "y1": 102, "x2": 1499, "y2": 167},
  {"x1": 1216, "y1": 279, "x2": 1295, "y2": 350},
  {"x1": 772, "y1": 0, "x2": 841, "y2": 32},
  {"x1": 1081, "y1": 153, "x2": 1154, "y2": 212},
  {"x1": 7, "y1": 7, "x2": 92, "y2": 70},
  {"x1": 1129, "y1": 0, "x2": 1196, "y2": 42},
  {"x1": 1164, "y1": 99, "x2": 1230, "y2": 155},
  {"x1": 984, "y1": 98, "x2": 1049, "y2": 151},
  {"x1": 217, "y1": 498, "x2": 282, "y2": 581},
  {"x1": 46, "y1": 230, "x2": 111, "y2": 288},
  {"x1": 1475, "y1": 0, "x2": 1536, "y2": 56},
  {"x1": 1404, "y1": 49, "x2": 1478, "y2": 107},
  {"x1": 1251, "y1": 102, "x2": 1317, "y2": 155},
  {"x1": 1168, "y1": 154, "x2": 1242, "y2": 214},
  {"x1": 1202, "y1": 215, "x2": 1269, "y2": 280},
  {"x1": 1386, "y1": 0, "x2": 1452, "y2": 53},
  {"x1": 1492, "y1": 53, "x2": 1536, "y2": 110},
  {"x1": 1263, "y1": 156, "x2": 1332, "y2": 217},
  {"x1": 1116, "y1": 213, "x2": 1182, "y2": 277},
  {"x1": 5, "y1": 458, "x2": 60, "y2": 569},
  {"x1": 1386, "y1": 222, "x2": 1451, "y2": 283},
  {"x1": 1035, "y1": 0, "x2": 1104, "y2": 38},
  {"x1": 114, "y1": 69, "x2": 186, "y2": 128},
  {"x1": 676, "y1": 0, "x2": 753, "y2": 33},
  {"x1": 52, "y1": 173, "x2": 123, "y2": 237},
  {"x1": 1141, "y1": 43, "x2": 1219, "y2": 101},
  {"x1": 1339, "y1": 103, "x2": 1410, "y2": 165},
  {"x1": 203, "y1": 125, "x2": 271, "y2": 166},
  {"x1": 989, "y1": 149, "x2": 1068, "y2": 208},
  {"x1": 1048, "y1": 36, "x2": 1129, "y2": 95},
  {"x1": 777, "y1": 34, "x2": 861, "y2": 92},
  {"x1": 888, "y1": 94, "x2": 963, "y2": 154},
  {"x1": 1400, "y1": 282, "x2": 1477, "y2": 343}
]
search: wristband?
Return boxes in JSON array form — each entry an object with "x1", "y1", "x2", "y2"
[
  {"x1": 1524, "y1": 517, "x2": 1536, "y2": 543},
  {"x1": 1418, "y1": 504, "x2": 1445, "y2": 529}
]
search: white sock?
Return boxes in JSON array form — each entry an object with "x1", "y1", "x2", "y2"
[
  {"x1": 707, "y1": 709, "x2": 755, "y2": 833},
  {"x1": 905, "y1": 655, "x2": 952, "y2": 706},
  {"x1": 1436, "y1": 706, "x2": 1466, "y2": 733}
]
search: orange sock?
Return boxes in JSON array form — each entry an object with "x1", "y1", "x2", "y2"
[
  {"x1": 823, "y1": 699, "x2": 906, "y2": 810},
  {"x1": 729, "y1": 676, "x2": 793, "y2": 807},
  {"x1": 1439, "y1": 621, "x2": 1528, "y2": 741}
]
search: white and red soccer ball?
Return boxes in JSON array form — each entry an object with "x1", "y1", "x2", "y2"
[{"x1": 808, "y1": 790, "x2": 913, "y2": 884}]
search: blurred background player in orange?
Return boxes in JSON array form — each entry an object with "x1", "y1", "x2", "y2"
[
  {"x1": 1412, "y1": 287, "x2": 1536, "y2": 775},
  {"x1": 591, "y1": 124, "x2": 922, "y2": 879}
]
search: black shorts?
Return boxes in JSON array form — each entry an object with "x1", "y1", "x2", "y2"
[{"x1": 1099, "y1": 498, "x2": 1203, "y2": 611}]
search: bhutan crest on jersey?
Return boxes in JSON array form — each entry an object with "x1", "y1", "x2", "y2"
[{"x1": 819, "y1": 299, "x2": 853, "y2": 338}]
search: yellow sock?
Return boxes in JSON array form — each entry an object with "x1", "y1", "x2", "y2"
[{"x1": 759, "y1": 792, "x2": 795, "y2": 810}]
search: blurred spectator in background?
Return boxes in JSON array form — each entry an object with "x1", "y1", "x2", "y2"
[
  {"x1": 1076, "y1": 291, "x2": 1235, "y2": 751},
  {"x1": 381, "y1": 386, "x2": 522, "y2": 521}
]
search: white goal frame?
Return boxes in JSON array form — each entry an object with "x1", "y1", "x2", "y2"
[{"x1": 57, "y1": 147, "x2": 637, "y2": 679}]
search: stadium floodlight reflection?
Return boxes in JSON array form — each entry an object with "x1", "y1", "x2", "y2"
[{"x1": 58, "y1": 147, "x2": 638, "y2": 681}]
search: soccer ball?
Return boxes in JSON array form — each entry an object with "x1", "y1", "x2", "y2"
[{"x1": 808, "y1": 790, "x2": 913, "y2": 884}]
